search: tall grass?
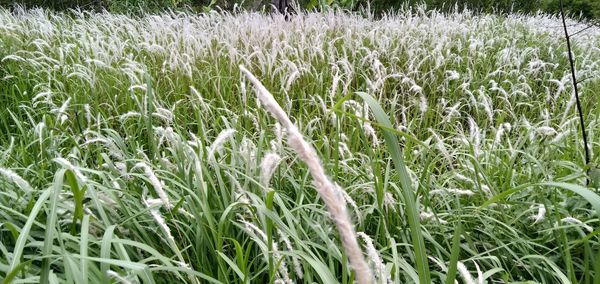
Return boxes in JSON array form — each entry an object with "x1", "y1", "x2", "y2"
[{"x1": 0, "y1": 5, "x2": 600, "y2": 283}]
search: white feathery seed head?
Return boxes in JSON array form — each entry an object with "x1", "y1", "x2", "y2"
[
  {"x1": 358, "y1": 232, "x2": 389, "y2": 283},
  {"x1": 536, "y1": 126, "x2": 557, "y2": 136},
  {"x1": 418, "y1": 94, "x2": 428, "y2": 114},
  {"x1": 84, "y1": 104, "x2": 91, "y2": 124},
  {"x1": 560, "y1": 217, "x2": 593, "y2": 232},
  {"x1": 54, "y1": 157, "x2": 88, "y2": 183},
  {"x1": 0, "y1": 168, "x2": 34, "y2": 193},
  {"x1": 363, "y1": 123, "x2": 379, "y2": 147},
  {"x1": 153, "y1": 107, "x2": 174, "y2": 125},
  {"x1": 277, "y1": 230, "x2": 304, "y2": 280},
  {"x1": 134, "y1": 162, "x2": 172, "y2": 209},
  {"x1": 240, "y1": 218, "x2": 292, "y2": 283},
  {"x1": 260, "y1": 152, "x2": 283, "y2": 188},
  {"x1": 208, "y1": 128, "x2": 236, "y2": 163},
  {"x1": 419, "y1": 209, "x2": 448, "y2": 224},
  {"x1": 119, "y1": 111, "x2": 142, "y2": 121},
  {"x1": 531, "y1": 204, "x2": 546, "y2": 224},
  {"x1": 457, "y1": 261, "x2": 476, "y2": 284},
  {"x1": 143, "y1": 197, "x2": 175, "y2": 244},
  {"x1": 429, "y1": 188, "x2": 475, "y2": 197},
  {"x1": 239, "y1": 65, "x2": 372, "y2": 284},
  {"x1": 446, "y1": 70, "x2": 460, "y2": 81}
]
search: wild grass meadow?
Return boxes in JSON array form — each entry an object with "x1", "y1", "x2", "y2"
[{"x1": 1, "y1": 6, "x2": 600, "y2": 283}]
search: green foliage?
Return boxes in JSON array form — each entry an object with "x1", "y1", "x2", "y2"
[
  {"x1": 0, "y1": 0, "x2": 104, "y2": 10},
  {"x1": 542, "y1": 0, "x2": 600, "y2": 19},
  {"x1": 1, "y1": 6, "x2": 600, "y2": 284},
  {"x1": 0, "y1": 0, "x2": 212, "y2": 13},
  {"x1": 310, "y1": 0, "x2": 600, "y2": 18},
  {"x1": 2, "y1": 0, "x2": 600, "y2": 18}
]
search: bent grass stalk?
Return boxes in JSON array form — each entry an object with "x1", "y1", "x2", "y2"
[{"x1": 239, "y1": 65, "x2": 372, "y2": 284}]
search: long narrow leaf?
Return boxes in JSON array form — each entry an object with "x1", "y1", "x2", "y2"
[
  {"x1": 41, "y1": 169, "x2": 66, "y2": 284},
  {"x1": 356, "y1": 92, "x2": 431, "y2": 283},
  {"x1": 9, "y1": 188, "x2": 53, "y2": 271}
]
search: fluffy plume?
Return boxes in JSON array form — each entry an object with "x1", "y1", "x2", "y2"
[
  {"x1": 0, "y1": 168, "x2": 34, "y2": 193},
  {"x1": 208, "y1": 129, "x2": 236, "y2": 163},
  {"x1": 54, "y1": 157, "x2": 88, "y2": 183},
  {"x1": 240, "y1": 65, "x2": 372, "y2": 284},
  {"x1": 358, "y1": 232, "x2": 389, "y2": 283},
  {"x1": 429, "y1": 188, "x2": 475, "y2": 197},
  {"x1": 277, "y1": 230, "x2": 304, "y2": 280},
  {"x1": 260, "y1": 152, "x2": 283, "y2": 187},
  {"x1": 531, "y1": 204, "x2": 546, "y2": 224},
  {"x1": 240, "y1": 219, "x2": 292, "y2": 284},
  {"x1": 457, "y1": 261, "x2": 476, "y2": 284},
  {"x1": 560, "y1": 217, "x2": 593, "y2": 232},
  {"x1": 134, "y1": 162, "x2": 172, "y2": 209}
]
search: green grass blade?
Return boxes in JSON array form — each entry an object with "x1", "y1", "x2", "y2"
[
  {"x1": 9, "y1": 188, "x2": 53, "y2": 272},
  {"x1": 80, "y1": 214, "x2": 90, "y2": 284},
  {"x1": 78, "y1": 256, "x2": 147, "y2": 270},
  {"x1": 294, "y1": 250, "x2": 339, "y2": 284},
  {"x1": 482, "y1": 182, "x2": 600, "y2": 219},
  {"x1": 40, "y1": 169, "x2": 66, "y2": 284},
  {"x1": 595, "y1": 248, "x2": 600, "y2": 284},
  {"x1": 541, "y1": 182, "x2": 600, "y2": 218},
  {"x1": 216, "y1": 251, "x2": 245, "y2": 280},
  {"x1": 100, "y1": 225, "x2": 117, "y2": 284},
  {"x1": 356, "y1": 91, "x2": 431, "y2": 283},
  {"x1": 2, "y1": 260, "x2": 34, "y2": 284},
  {"x1": 520, "y1": 255, "x2": 571, "y2": 284},
  {"x1": 145, "y1": 71, "x2": 156, "y2": 161},
  {"x1": 444, "y1": 222, "x2": 462, "y2": 284}
]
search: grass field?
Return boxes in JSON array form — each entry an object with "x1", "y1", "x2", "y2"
[{"x1": 1, "y1": 6, "x2": 600, "y2": 283}]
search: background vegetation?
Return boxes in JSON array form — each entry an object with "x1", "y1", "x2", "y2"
[
  {"x1": 1, "y1": 0, "x2": 600, "y2": 18},
  {"x1": 1, "y1": 6, "x2": 599, "y2": 283}
]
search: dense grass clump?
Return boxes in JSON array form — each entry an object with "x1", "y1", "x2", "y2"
[{"x1": 1, "y1": 6, "x2": 600, "y2": 283}]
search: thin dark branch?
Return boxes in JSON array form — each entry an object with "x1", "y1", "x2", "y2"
[
  {"x1": 576, "y1": 75, "x2": 595, "y2": 84},
  {"x1": 560, "y1": 0, "x2": 591, "y2": 169},
  {"x1": 570, "y1": 21, "x2": 600, "y2": 37},
  {"x1": 543, "y1": 23, "x2": 582, "y2": 29},
  {"x1": 570, "y1": 24, "x2": 595, "y2": 37}
]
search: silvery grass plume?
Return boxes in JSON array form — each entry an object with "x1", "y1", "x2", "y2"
[
  {"x1": 51, "y1": 97, "x2": 71, "y2": 124},
  {"x1": 134, "y1": 162, "x2": 172, "y2": 209},
  {"x1": 428, "y1": 128, "x2": 453, "y2": 168},
  {"x1": 84, "y1": 104, "x2": 91, "y2": 125},
  {"x1": 240, "y1": 218, "x2": 292, "y2": 284},
  {"x1": 208, "y1": 128, "x2": 236, "y2": 164},
  {"x1": 277, "y1": 229, "x2": 304, "y2": 280},
  {"x1": 152, "y1": 107, "x2": 174, "y2": 125},
  {"x1": 239, "y1": 65, "x2": 372, "y2": 284},
  {"x1": 429, "y1": 188, "x2": 475, "y2": 197},
  {"x1": 337, "y1": 184, "x2": 361, "y2": 224},
  {"x1": 0, "y1": 168, "x2": 34, "y2": 194},
  {"x1": 0, "y1": 137, "x2": 15, "y2": 164},
  {"x1": 144, "y1": 197, "x2": 174, "y2": 242},
  {"x1": 457, "y1": 261, "x2": 476, "y2": 284},
  {"x1": 536, "y1": 126, "x2": 557, "y2": 137},
  {"x1": 531, "y1": 204, "x2": 546, "y2": 224},
  {"x1": 560, "y1": 217, "x2": 594, "y2": 232},
  {"x1": 357, "y1": 232, "x2": 390, "y2": 283},
  {"x1": 143, "y1": 197, "x2": 198, "y2": 284},
  {"x1": 54, "y1": 157, "x2": 87, "y2": 183},
  {"x1": 419, "y1": 209, "x2": 448, "y2": 225},
  {"x1": 260, "y1": 152, "x2": 283, "y2": 188}
]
